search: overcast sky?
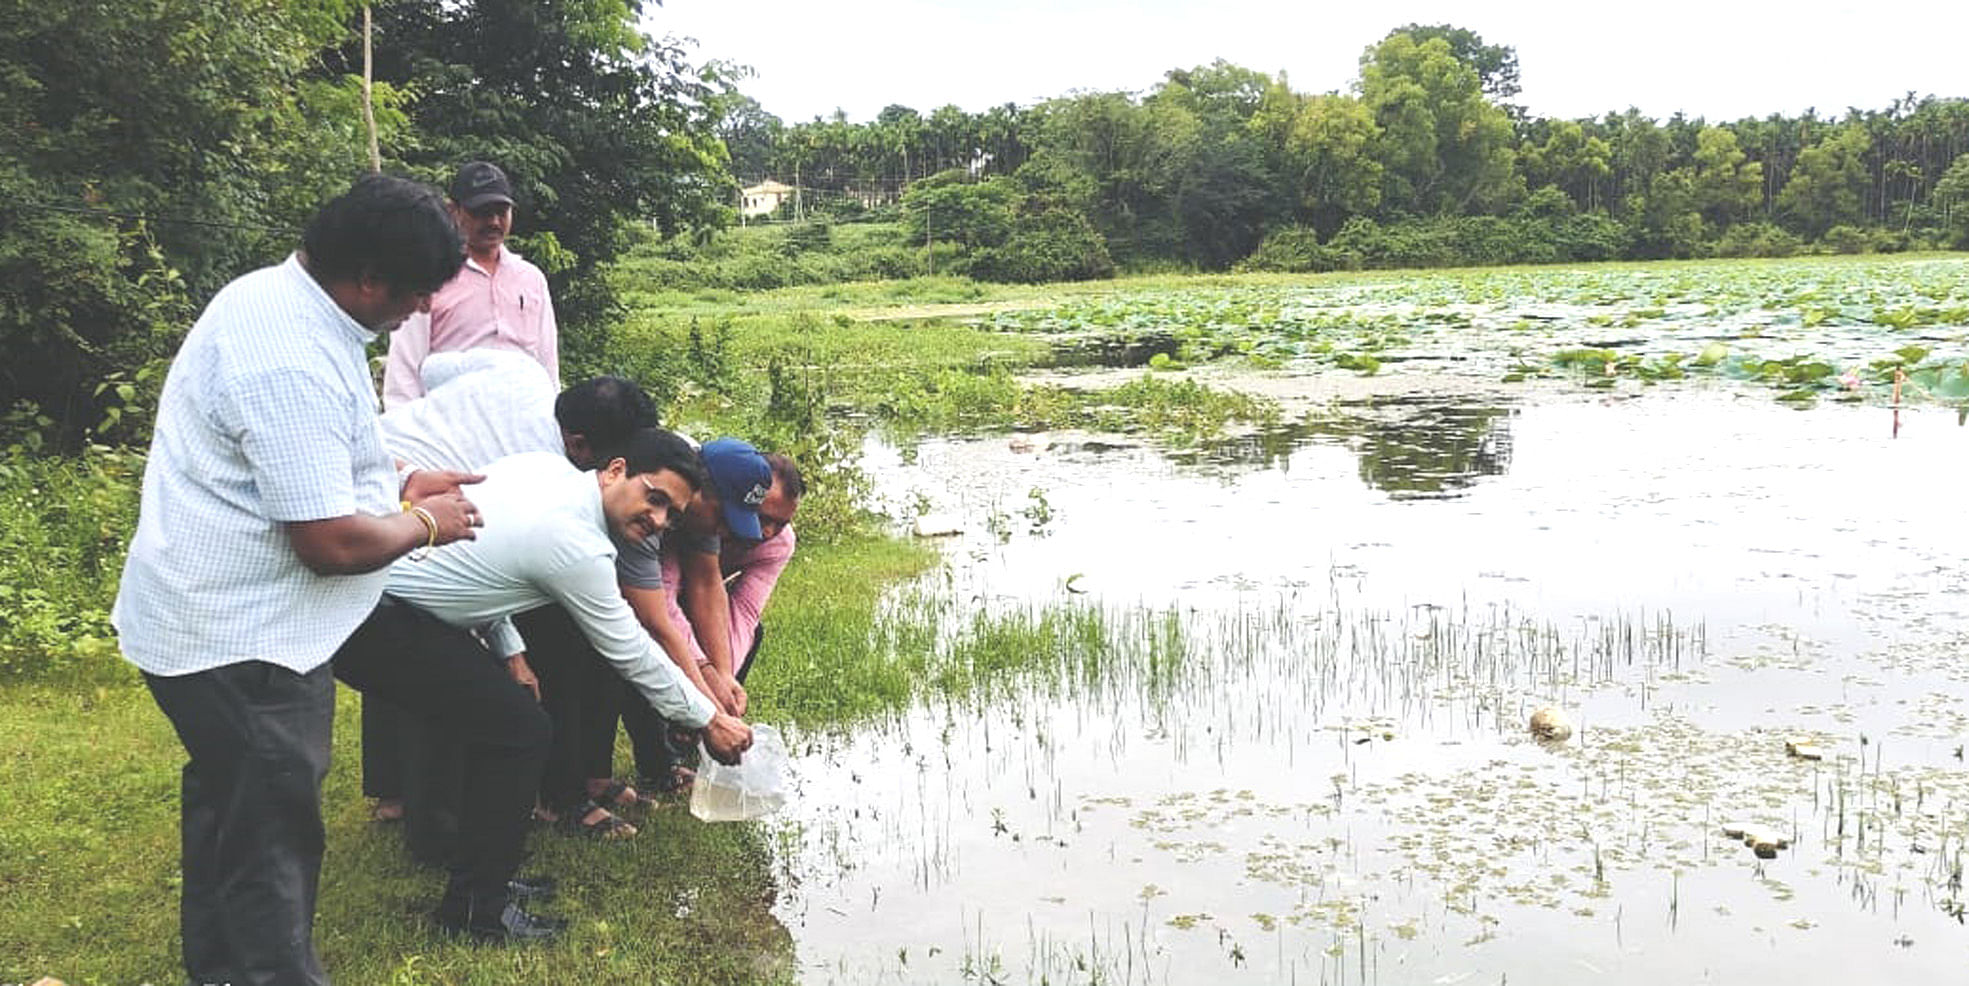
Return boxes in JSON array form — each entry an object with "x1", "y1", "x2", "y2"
[{"x1": 647, "y1": 1, "x2": 1966, "y2": 125}]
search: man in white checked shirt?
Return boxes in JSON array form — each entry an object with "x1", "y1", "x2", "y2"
[{"x1": 113, "y1": 176, "x2": 478, "y2": 986}]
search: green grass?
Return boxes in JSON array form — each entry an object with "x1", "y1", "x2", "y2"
[
  {"x1": 0, "y1": 531, "x2": 950, "y2": 986},
  {"x1": 744, "y1": 532, "x2": 939, "y2": 725},
  {"x1": 607, "y1": 306, "x2": 1276, "y2": 453},
  {"x1": 0, "y1": 519, "x2": 1172, "y2": 984},
  {"x1": 0, "y1": 677, "x2": 796, "y2": 986}
]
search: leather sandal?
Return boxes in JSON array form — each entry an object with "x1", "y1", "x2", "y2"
[
  {"x1": 589, "y1": 779, "x2": 655, "y2": 810},
  {"x1": 565, "y1": 799, "x2": 637, "y2": 840}
]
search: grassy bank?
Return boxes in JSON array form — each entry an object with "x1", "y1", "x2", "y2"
[
  {"x1": 0, "y1": 522, "x2": 1198, "y2": 984},
  {"x1": 0, "y1": 530, "x2": 945, "y2": 986}
]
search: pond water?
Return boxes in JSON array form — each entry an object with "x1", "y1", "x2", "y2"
[{"x1": 772, "y1": 382, "x2": 1969, "y2": 985}]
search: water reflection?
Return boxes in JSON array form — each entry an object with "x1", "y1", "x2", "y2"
[
  {"x1": 793, "y1": 387, "x2": 1969, "y2": 986},
  {"x1": 1312, "y1": 398, "x2": 1514, "y2": 498},
  {"x1": 1037, "y1": 395, "x2": 1519, "y2": 495}
]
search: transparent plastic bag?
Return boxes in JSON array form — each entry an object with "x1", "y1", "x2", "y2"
[{"x1": 689, "y1": 723, "x2": 791, "y2": 821}]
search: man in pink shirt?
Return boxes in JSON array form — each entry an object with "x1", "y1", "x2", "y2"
[
  {"x1": 659, "y1": 444, "x2": 802, "y2": 707},
  {"x1": 383, "y1": 161, "x2": 558, "y2": 407},
  {"x1": 614, "y1": 440, "x2": 803, "y2": 789}
]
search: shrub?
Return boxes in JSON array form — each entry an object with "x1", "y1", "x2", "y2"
[
  {"x1": 1327, "y1": 217, "x2": 1451, "y2": 268},
  {"x1": 1546, "y1": 214, "x2": 1630, "y2": 261},
  {"x1": 1821, "y1": 225, "x2": 1872, "y2": 254},
  {"x1": 1239, "y1": 226, "x2": 1359, "y2": 273},
  {"x1": 1868, "y1": 228, "x2": 1914, "y2": 253},
  {"x1": 1714, "y1": 222, "x2": 1802, "y2": 258},
  {"x1": 0, "y1": 448, "x2": 144, "y2": 679},
  {"x1": 969, "y1": 209, "x2": 1115, "y2": 284},
  {"x1": 784, "y1": 220, "x2": 833, "y2": 254}
]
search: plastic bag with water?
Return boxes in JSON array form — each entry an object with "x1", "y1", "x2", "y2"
[{"x1": 689, "y1": 723, "x2": 791, "y2": 821}]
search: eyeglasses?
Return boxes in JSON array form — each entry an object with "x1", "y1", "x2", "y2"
[{"x1": 638, "y1": 475, "x2": 678, "y2": 512}]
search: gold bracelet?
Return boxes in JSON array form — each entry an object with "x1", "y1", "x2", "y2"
[{"x1": 407, "y1": 506, "x2": 439, "y2": 562}]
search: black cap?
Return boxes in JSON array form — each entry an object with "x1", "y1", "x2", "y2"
[{"x1": 449, "y1": 161, "x2": 514, "y2": 210}]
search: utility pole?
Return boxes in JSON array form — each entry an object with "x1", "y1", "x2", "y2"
[{"x1": 362, "y1": 5, "x2": 380, "y2": 172}]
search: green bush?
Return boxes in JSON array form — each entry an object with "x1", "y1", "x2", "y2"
[
  {"x1": 1714, "y1": 222, "x2": 1802, "y2": 258},
  {"x1": 0, "y1": 448, "x2": 143, "y2": 679},
  {"x1": 1239, "y1": 226, "x2": 1360, "y2": 273},
  {"x1": 1545, "y1": 214, "x2": 1631, "y2": 261},
  {"x1": 784, "y1": 219, "x2": 833, "y2": 254},
  {"x1": 1820, "y1": 224, "x2": 1872, "y2": 255},
  {"x1": 969, "y1": 208, "x2": 1115, "y2": 284},
  {"x1": 1868, "y1": 227, "x2": 1915, "y2": 253},
  {"x1": 613, "y1": 222, "x2": 939, "y2": 292},
  {"x1": 1328, "y1": 217, "x2": 1459, "y2": 267},
  {"x1": 1319, "y1": 214, "x2": 1633, "y2": 269}
]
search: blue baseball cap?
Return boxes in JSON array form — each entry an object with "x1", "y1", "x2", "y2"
[{"x1": 700, "y1": 438, "x2": 771, "y2": 541}]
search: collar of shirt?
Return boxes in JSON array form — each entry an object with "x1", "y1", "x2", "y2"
[
  {"x1": 461, "y1": 243, "x2": 525, "y2": 279},
  {"x1": 282, "y1": 253, "x2": 377, "y2": 348}
]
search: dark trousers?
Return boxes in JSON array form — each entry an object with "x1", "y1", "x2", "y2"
[
  {"x1": 619, "y1": 623, "x2": 763, "y2": 785},
  {"x1": 359, "y1": 695, "x2": 405, "y2": 800},
  {"x1": 513, "y1": 604, "x2": 623, "y2": 812},
  {"x1": 331, "y1": 598, "x2": 549, "y2": 904},
  {"x1": 144, "y1": 660, "x2": 334, "y2": 986},
  {"x1": 359, "y1": 697, "x2": 463, "y2": 866}
]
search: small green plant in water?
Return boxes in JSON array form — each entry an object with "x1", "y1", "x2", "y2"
[{"x1": 1022, "y1": 486, "x2": 1054, "y2": 534}]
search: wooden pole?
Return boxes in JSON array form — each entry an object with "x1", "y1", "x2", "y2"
[{"x1": 362, "y1": 5, "x2": 381, "y2": 173}]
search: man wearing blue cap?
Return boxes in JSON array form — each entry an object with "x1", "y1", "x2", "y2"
[{"x1": 613, "y1": 438, "x2": 803, "y2": 788}]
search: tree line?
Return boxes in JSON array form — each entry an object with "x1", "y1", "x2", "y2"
[
  {"x1": 726, "y1": 26, "x2": 1969, "y2": 278},
  {"x1": 6, "y1": 10, "x2": 1969, "y2": 450}
]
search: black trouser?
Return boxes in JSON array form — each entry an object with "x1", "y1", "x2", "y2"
[
  {"x1": 513, "y1": 604, "x2": 624, "y2": 813},
  {"x1": 359, "y1": 696, "x2": 462, "y2": 866},
  {"x1": 620, "y1": 623, "x2": 763, "y2": 786},
  {"x1": 359, "y1": 695, "x2": 406, "y2": 800},
  {"x1": 332, "y1": 598, "x2": 549, "y2": 906},
  {"x1": 144, "y1": 660, "x2": 335, "y2": 986}
]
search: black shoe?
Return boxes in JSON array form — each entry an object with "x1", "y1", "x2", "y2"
[
  {"x1": 506, "y1": 875, "x2": 558, "y2": 903},
  {"x1": 436, "y1": 898, "x2": 565, "y2": 943}
]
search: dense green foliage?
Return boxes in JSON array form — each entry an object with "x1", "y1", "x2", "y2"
[
  {"x1": 0, "y1": 448, "x2": 142, "y2": 679},
  {"x1": 1, "y1": 0, "x2": 372, "y2": 449},
  {"x1": 618, "y1": 220, "x2": 935, "y2": 292},
  {"x1": 717, "y1": 26, "x2": 1969, "y2": 282},
  {"x1": 1, "y1": 0, "x2": 734, "y2": 448}
]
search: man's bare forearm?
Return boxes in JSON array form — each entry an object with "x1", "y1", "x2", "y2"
[
  {"x1": 624, "y1": 584, "x2": 719, "y2": 702},
  {"x1": 680, "y1": 550, "x2": 737, "y2": 677}
]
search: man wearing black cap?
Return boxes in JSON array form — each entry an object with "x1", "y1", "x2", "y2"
[{"x1": 383, "y1": 161, "x2": 559, "y2": 407}]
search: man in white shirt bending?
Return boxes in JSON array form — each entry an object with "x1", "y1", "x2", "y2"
[
  {"x1": 362, "y1": 355, "x2": 658, "y2": 837},
  {"x1": 332, "y1": 428, "x2": 754, "y2": 940}
]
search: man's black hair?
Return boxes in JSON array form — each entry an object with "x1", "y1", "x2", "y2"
[
  {"x1": 764, "y1": 452, "x2": 806, "y2": 499},
  {"x1": 620, "y1": 428, "x2": 708, "y2": 492},
  {"x1": 301, "y1": 175, "x2": 464, "y2": 297},
  {"x1": 555, "y1": 376, "x2": 658, "y2": 464}
]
